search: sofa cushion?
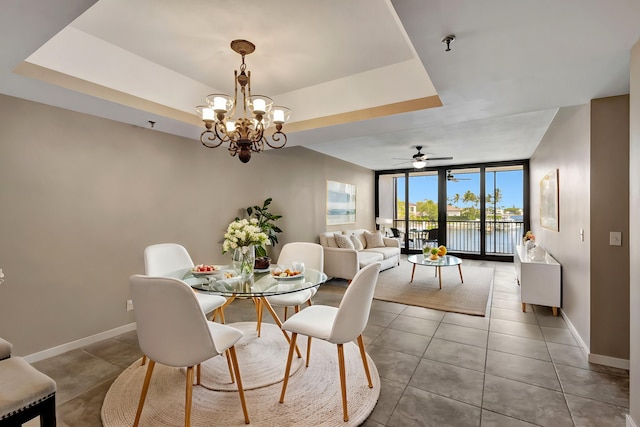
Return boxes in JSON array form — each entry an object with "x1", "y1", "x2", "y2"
[
  {"x1": 358, "y1": 251, "x2": 384, "y2": 268},
  {"x1": 334, "y1": 233, "x2": 355, "y2": 249},
  {"x1": 364, "y1": 230, "x2": 385, "y2": 248},
  {"x1": 364, "y1": 247, "x2": 399, "y2": 260},
  {"x1": 344, "y1": 229, "x2": 368, "y2": 249},
  {"x1": 350, "y1": 234, "x2": 364, "y2": 250},
  {"x1": 319, "y1": 232, "x2": 339, "y2": 248}
]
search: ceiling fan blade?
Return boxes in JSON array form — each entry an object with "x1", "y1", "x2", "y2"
[{"x1": 426, "y1": 156, "x2": 454, "y2": 161}]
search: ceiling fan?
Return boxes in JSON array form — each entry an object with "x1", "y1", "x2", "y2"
[
  {"x1": 393, "y1": 146, "x2": 453, "y2": 169},
  {"x1": 447, "y1": 170, "x2": 471, "y2": 182}
]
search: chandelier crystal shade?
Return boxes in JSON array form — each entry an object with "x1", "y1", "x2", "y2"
[{"x1": 195, "y1": 40, "x2": 291, "y2": 163}]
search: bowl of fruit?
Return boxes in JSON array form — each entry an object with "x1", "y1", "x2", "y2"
[{"x1": 191, "y1": 264, "x2": 219, "y2": 276}]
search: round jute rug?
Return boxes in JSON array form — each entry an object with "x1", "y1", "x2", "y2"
[{"x1": 101, "y1": 322, "x2": 380, "y2": 426}]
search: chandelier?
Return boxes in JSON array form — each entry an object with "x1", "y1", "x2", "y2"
[{"x1": 195, "y1": 39, "x2": 291, "y2": 163}]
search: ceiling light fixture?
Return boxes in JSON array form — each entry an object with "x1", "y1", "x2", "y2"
[
  {"x1": 412, "y1": 159, "x2": 427, "y2": 169},
  {"x1": 195, "y1": 39, "x2": 291, "y2": 163}
]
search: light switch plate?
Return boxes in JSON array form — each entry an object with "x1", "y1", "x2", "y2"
[{"x1": 610, "y1": 231, "x2": 622, "y2": 246}]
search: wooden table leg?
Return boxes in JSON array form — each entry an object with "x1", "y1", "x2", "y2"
[
  {"x1": 438, "y1": 266, "x2": 442, "y2": 289},
  {"x1": 522, "y1": 302, "x2": 526, "y2": 312},
  {"x1": 552, "y1": 307, "x2": 558, "y2": 317},
  {"x1": 458, "y1": 265, "x2": 464, "y2": 283},
  {"x1": 411, "y1": 264, "x2": 416, "y2": 282},
  {"x1": 260, "y1": 297, "x2": 302, "y2": 358}
]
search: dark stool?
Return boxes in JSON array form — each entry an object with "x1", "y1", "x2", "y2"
[{"x1": 0, "y1": 353, "x2": 57, "y2": 426}]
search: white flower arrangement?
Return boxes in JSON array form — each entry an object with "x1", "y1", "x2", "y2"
[
  {"x1": 0, "y1": 268, "x2": 4, "y2": 285},
  {"x1": 222, "y1": 218, "x2": 269, "y2": 253}
]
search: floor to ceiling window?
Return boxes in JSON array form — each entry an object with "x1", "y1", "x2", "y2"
[{"x1": 376, "y1": 161, "x2": 528, "y2": 260}]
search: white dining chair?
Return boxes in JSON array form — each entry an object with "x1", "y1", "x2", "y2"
[
  {"x1": 279, "y1": 262, "x2": 381, "y2": 422},
  {"x1": 144, "y1": 243, "x2": 227, "y2": 322},
  {"x1": 129, "y1": 275, "x2": 249, "y2": 426},
  {"x1": 256, "y1": 242, "x2": 324, "y2": 336}
]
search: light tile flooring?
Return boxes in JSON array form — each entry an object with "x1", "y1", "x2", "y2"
[{"x1": 26, "y1": 259, "x2": 629, "y2": 426}]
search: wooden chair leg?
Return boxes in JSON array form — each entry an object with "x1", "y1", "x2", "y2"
[
  {"x1": 134, "y1": 360, "x2": 156, "y2": 427},
  {"x1": 337, "y1": 344, "x2": 349, "y2": 422},
  {"x1": 141, "y1": 355, "x2": 147, "y2": 366},
  {"x1": 306, "y1": 336, "x2": 312, "y2": 367},
  {"x1": 357, "y1": 335, "x2": 373, "y2": 388},
  {"x1": 294, "y1": 305, "x2": 300, "y2": 314},
  {"x1": 196, "y1": 363, "x2": 201, "y2": 385},
  {"x1": 185, "y1": 366, "x2": 194, "y2": 427},
  {"x1": 279, "y1": 332, "x2": 298, "y2": 403},
  {"x1": 217, "y1": 307, "x2": 226, "y2": 324},
  {"x1": 284, "y1": 306, "x2": 288, "y2": 320},
  {"x1": 40, "y1": 394, "x2": 56, "y2": 427},
  {"x1": 256, "y1": 299, "x2": 263, "y2": 337},
  {"x1": 227, "y1": 346, "x2": 250, "y2": 424},
  {"x1": 225, "y1": 349, "x2": 235, "y2": 384}
]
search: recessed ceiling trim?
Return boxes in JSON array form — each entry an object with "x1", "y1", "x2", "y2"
[
  {"x1": 286, "y1": 95, "x2": 443, "y2": 134},
  {"x1": 13, "y1": 61, "x2": 201, "y2": 125}
]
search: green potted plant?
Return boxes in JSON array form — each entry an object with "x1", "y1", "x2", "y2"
[{"x1": 241, "y1": 198, "x2": 283, "y2": 268}]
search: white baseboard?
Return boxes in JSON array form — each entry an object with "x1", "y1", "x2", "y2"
[
  {"x1": 589, "y1": 352, "x2": 630, "y2": 370},
  {"x1": 628, "y1": 414, "x2": 638, "y2": 427},
  {"x1": 560, "y1": 308, "x2": 590, "y2": 356},
  {"x1": 24, "y1": 322, "x2": 137, "y2": 363},
  {"x1": 561, "y1": 309, "x2": 630, "y2": 370}
]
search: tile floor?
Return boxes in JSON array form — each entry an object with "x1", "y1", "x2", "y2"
[{"x1": 26, "y1": 259, "x2": 629, "y2": 426}]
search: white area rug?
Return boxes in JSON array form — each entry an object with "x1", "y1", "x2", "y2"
[{"x1": 101, "y1": 322, "x2": 380, "y2": 426}]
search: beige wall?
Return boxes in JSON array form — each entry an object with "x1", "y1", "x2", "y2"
[
  {"x1": 590, "y1": 96, "x2": 630, "y2": 360},
  {"x1": 530, "y1": 95, "x2": 631, "y2": 361},
  {"x1": 530, "y1": 105, "x2": 592, "y2": 348},
  {"x1": 0, "y1": 94, "x2": 374, "y2": 356},
  {"x1": 629, "y1": 39, "x2": 640, "y2": 426}
]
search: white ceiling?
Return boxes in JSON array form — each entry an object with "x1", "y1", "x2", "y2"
[{"x1": 3, "y1": 0, "x2": 640, "y2": 170}]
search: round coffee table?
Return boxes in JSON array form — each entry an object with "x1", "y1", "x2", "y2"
[{"x1": 407, "y1": 254, "x2": 464, "y2": 289}]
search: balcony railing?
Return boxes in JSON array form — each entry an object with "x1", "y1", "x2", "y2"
[{"x1": 391, "y1": 219, "x2": 524, "y2": 256}]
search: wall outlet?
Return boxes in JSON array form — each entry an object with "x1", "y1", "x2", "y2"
[{"x1": 126, "y1": 299, "x2": 134, "y2": 311}]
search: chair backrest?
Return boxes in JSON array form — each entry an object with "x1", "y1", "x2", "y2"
[
  {"x1": 277, "y1": 242, "x2": 324, "y2": 272},
  {"x1": 390, "y1": 228, "x2": 401, "y2": 238},
  {"x1": 328, "y1": 262, "x2": 381, "y2": 344},
  {"x1": 427, "y1": 228, "x2": 439, "y2": 241},
  {"x1": 144, "y1": 243, "x2": 194, "y2": 277},
  {"x1": 129, "y1": 275, "x2": 220, "y2": 367}
]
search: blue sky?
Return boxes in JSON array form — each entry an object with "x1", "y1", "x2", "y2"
[{"x1": 397, "y1": 170, "x2": 524, "y2": 208}]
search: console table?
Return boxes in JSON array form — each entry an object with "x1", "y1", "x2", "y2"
[{"x1": 514, "y1": 245, "x2": 561, "y2": 316}]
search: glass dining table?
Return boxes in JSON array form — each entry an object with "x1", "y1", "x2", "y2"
[{"x1": 181, "y1": 266, "x2": 328, "y2": 358}]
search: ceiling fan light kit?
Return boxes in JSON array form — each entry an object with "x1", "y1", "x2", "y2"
[
  {"x1": 412, "y1": 160, "x2": 427, "y2": 169},
  {"x1": 195, "y1": 39, "x2": 291, "y2": 163}
]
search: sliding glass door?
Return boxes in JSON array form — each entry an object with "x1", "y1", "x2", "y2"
[
  {"x1": 445, "y1": 168, "x2": 481, "y2": 254},
  {"x1": 376, "y1": 162, "x2": 527, "y2": 259}
]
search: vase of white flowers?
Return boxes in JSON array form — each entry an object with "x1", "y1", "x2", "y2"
[{"x1": 223, "y1": 219, "x2": 268, "y2": 287}]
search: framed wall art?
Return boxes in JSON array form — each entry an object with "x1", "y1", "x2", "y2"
[
  {"x1": 326, "y1": 180, "x2": 356, "y2": 225},
  {"x1": 540, "y1": 169, "x2": 559, "y2": 231}
]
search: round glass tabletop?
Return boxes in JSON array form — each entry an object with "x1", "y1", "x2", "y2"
[
  {"x1": 407, "y1": 254, "x2": 462, "y2": 267},
  {"x1": 182, "y1": 266, "x2": 327, "y2": 297}
]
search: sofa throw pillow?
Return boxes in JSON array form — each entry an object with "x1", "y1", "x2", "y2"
[
  {"x1": 334, "y1": 233, "x2": 355, "y2": 249},
  {"x1": 350, "y1": 234, "x2": 364, "y2": 250},
  {"x1": 364, "y1": 230, "x2": 385, "y2": 248}
]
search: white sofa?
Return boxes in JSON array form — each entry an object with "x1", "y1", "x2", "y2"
[{"x1": 319, "y1": 228, "x2": 400, "y2": 281}]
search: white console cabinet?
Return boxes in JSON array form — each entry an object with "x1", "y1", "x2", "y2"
[{"x1": 514, "y1": 245, "x2": 561, "y2": 316}]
